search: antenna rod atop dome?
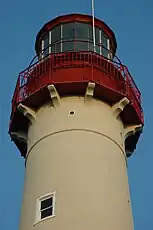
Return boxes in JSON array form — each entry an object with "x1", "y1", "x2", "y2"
[{"x1": 92, "y1": 0, "x2": 96, "y2": 52}]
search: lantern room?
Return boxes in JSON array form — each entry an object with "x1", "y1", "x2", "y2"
[{"x1": 35, "y1": 14, "x2": 117, "y2": 59}]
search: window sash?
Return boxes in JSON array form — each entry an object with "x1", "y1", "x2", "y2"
[
  {"x1": 35, "y1": 192, "x2": 56, "y2": 223},
  {"x1": 40, "y1": 205, "x2": 53, "y2": 212}
]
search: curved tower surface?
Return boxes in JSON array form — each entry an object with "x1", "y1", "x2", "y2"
[{"x1": 9, "y1": 14, "x2": 144, "y2": 230}]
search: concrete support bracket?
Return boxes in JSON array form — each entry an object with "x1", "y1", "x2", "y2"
[
  {"x1": 18, "y1": 103, "x2": 36, "y2": 123},
  {"x1": 84, "y1": 82, "x2": 95, "y2": 103},
  {"x1": 123, "y1": 124, "x2": 143, "y2": 140},
  {"x1": 48, "y1": 84, "x2": 60, "y2": 108},
  {"x1": 112, "y1": 97, "x2": 130, "y2": 118},
  {"x1": 10, "y1": 131, "x2": 28, "y2": 144}
]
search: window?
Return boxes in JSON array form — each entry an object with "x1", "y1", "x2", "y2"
[
  {"x1": 75, "y1": 22, "x2": 89, "y2": 51},
  {"x1": 101, "y1": 31, "x2": 109, "y2": 58},
  {"x1": 40, "y1": 23, "x2": 112, "y2": 58},
  {"x1": 75, "y1": 22, "x2": 89, "y2": 40},
  {"x1": 51, "y1": 25, "x2": 61, "y2": 53},
  {"x1": 89, "y1": 26, "x2": 100, "y2": 53},
  {"x1": 63, "y1": 23, "x2": 75, "y2": 52},
  {"x1": 42, "y1": 33, "x2": 49, "y2": 57},
  {"x1": 63, "y1": 22, "x2": 75, "y2": 39},
  {"x1": 52, "y1": 25, "x2": 61, "y2": 43},
  {"x1": 35, "y1": 192, "x2": 56, "y2": 224}
]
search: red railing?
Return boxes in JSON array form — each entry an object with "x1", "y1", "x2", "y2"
[{"x1": 11, "y1": 51, "x2": 144, "y2": 124}]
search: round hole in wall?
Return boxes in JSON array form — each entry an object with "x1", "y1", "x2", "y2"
[{"x1": 69, "y1": 111, "x2": 75, "y2": 115}]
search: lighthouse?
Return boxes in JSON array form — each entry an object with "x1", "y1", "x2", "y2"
[{"x1": 9, "y1": 13, "x2": 144, "y2": 230}]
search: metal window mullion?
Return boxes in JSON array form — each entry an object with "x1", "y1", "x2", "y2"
[
  {"x1": 88, "y1": 26, "x2": 90, "y2": 51},
  {"x1": 100, "y1": 30, "x2": 102, "y2": 55},
  {"x1": 107, "y1": 38, "x2": 111, "y2": 60},
  {"x1": 49, "y1": 31, "x2": 51, "y2": 54},
  {"x1": 42, "y1": 40, "x2": 44, "y2": 59},
  {"x1": 61, "y1": 24, "x2": 63, "y2": 52},
  {"x1": 41, "y1": 205, "x2": 53, "y2": 212}
]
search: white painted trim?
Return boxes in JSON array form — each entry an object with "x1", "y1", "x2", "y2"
[
  {"x1": 107, "y1": 38, "x2": 110, "y2": 59},
  {"x1": 92, "y1": 0, "x2": 96, "y2": 52},
  {"x1": 99, "y1": 30, "x2": 102, "y2": 55},
  {"x1": 61, "y1": 24, "x2": 63, "y2": 52},
  {"x1": 49, "y1": 31, "x2": 52, "y2": 54},
  {"x1": 34, "y1": 191, "x2": 56, "y2": 225},
  {"x1": 42, "y1": 40, "x2": 44, "y2": 59}
]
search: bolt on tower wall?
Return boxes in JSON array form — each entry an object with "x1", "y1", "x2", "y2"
[{"x1": 9, "y1": 14, "x2": 144, "y2": 230}]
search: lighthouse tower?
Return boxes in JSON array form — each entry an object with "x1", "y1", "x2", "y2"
[{"x1": 9, "y1": 14, "x2": 144, "y2": 230}]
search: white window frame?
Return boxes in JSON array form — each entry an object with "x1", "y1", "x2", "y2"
[
  {"x1": 49, "y1": 31, "x2": 52, "y2": 54},
  {"x1": 99, "y1": 30, "x2": 102, "y2": 55},
  {"x1": 34, "y1": 192, "x2": 56, "y2": 225},
  {"x1": 41, "y1": 40, "x2": 44, "y2": 59},
  {"x1": 107, "y1": 38, "x2": 111, "y2": 59},
  {"x1": 61, "y1": 24, "x2": 63, "y2": 52}
]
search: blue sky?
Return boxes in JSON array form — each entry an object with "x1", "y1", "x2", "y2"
[{"x1": 0, "y1": 0, "x2": 152, "y2": 229}]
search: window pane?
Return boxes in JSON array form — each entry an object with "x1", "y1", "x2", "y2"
[
  {"x1": 75, "y1": 22, "x2": 89, "y2": 40},
  {"x1": 63, "y1": 23, "x2": 75, "y2": 40},
  {"x1": 43, "y1": 33, "x2": 49, "y2": 57},
  {"x1": 102, "y1": 31, "x2": 108, "y2": 58},
  {"x1": 89, "y1": 25, "x2": 93, "y2": 41},
  {"x1": 89, "y1": 26, "x2": 100, "y2": 53},
  {"x1": 41, "y1": 207, "x2": 53, "y2": 219},
  {"x1": 52, "y1": 43, "x2": 61, "y2": 53},
  {"x1": 52, "y1": 25, "x2": 61, "y2": 43},
  {"x1": 41, "y1": 197, "x2": 52, "y2": 210},
  {"x1": 63, "y1": 41, "x2": 74, "y2": 52},
  {"x1": 75, "y1": 41, "x2": 88, "y2": 51},
  {"x1": 95, "y1": 27, "x2": 100, "y2": 44},
  {"x1": 89, "y1": 43, "x2": 100, "y2": 54}
]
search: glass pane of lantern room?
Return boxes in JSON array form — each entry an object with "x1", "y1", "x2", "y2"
[
  {"x1": 88, "y1": 25, "x2": 94, "y2": 51},
  {"x1": 75, "y1": 22, "x2": 89, "y2": 39},
  {"x1": 63, "y1": 23, "x2": 75, "y2": 52},
  {"x1": 75, "y1": 22, "x2": 89, "y2": 51},
  {"x1": 51, "y1": 25, "x2": 61, "y2": 53},
  {"x1": 43, "y1": 34, "x2": 49, "y2": 57},
  {"x1": 52, "y1": 43, "x2": 61, "y2": 53},
  {"x1": 102, "y1": 31, "x2": 108, "y2": 58},
  {"x1": 88, "y1": 26, "x2": 100, "y2": 54},
  {"x1": 63, "y1": 23, "x2": 75, "y2": 39},
  {"x1": 95, "y1": 27, "x2": 100, "y2": 54}
]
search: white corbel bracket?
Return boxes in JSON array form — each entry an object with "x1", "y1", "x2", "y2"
[
  {"x1": 17, "y1": 103, "x2": 36, "y2": 123},
  {"x1": 48, "y1": 84, "x2": 60, "y2": 108},
  {"x1": 112, "y1": 97, "x2": 130, "y2": 118},
  {"x1": 84, "y1": 82, "x2": 95, "y2": 103},
  {"x1": 123, "y1": 124, "x2": 143, "y2": 141},
  {"x1": 10, "y1": 131, "x2": 28, "y2": 144}
]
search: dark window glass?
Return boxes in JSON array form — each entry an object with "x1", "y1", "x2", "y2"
[
  {"x1": 43, "y1": 33, "x2": 49, "y2": 57},
  {"x1": 52, "y1": 25, "x2": 61, "y2": 43},
  {"x1": 63, "y1": 23, "x2": 75, "y2": 40},
  {"x1": 75, "y1": 41, "x2": 88, "y2": 51},
  {"x1": 88, "y1": 26, "x2": 100, "y2": 54},
  {"x1": 95, "y1": 27, "x2": 100, "y2": 44},
  {"x1": 52, "y1": 43, "x2": 61, "y2": 53},
  {"x1": 89, "y1": 41, "x2": 94, "y2": 51},
  {"x1": 95, "y1": 27, "x2": 100, "y2": 54},
  {"x1": 75, "y1": 22, "x2": 89, "y2": 40},
  {"x1": 89, "y1": 25, "x2": 93, "y2": 41},
  {"x1": 63, "y1": 41, "x2": 74, "y2": 52},
  {"x1": 41, "y1": 207, "x2": 53, "y2": 219},
  {"x1": 89, "y1": 43, "x2": 100, "y2": 53},
  {"x1": 102, "y1": 31, "x2": 108, "y2": 58},
  {"x1": 41, "y1": 197, "x2": 52, "y2": 210}
]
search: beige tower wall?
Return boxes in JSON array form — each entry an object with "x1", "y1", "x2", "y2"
[{"x1": 19, "y1": 96, "x2": 134, "y2": 230}]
